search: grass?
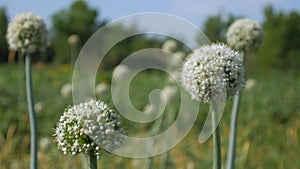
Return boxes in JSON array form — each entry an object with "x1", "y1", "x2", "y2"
[{"x1": 0, "y1": 63, "x2": 299, "y2": 169}]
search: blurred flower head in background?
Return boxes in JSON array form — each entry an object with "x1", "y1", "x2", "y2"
[
  {"x1": 6, "y1": 12, "x2": 47, "y2": 54},
  {"x1": 169, "y1": 51, "x2": 185, "y2": 68},
  {"x1": 162, "y1": 85, "x2": 178, "y2": 102},
  {"x1": 226, "y1": 18, "x2": 264, "y2": 50},
  {"x1": 60, "y1": 83, "x2": 72, "y2": 99},
  {"x1": 162, "y1": 39, "x2": 177, "y2": 53},
  {"x1": 54, "y1": 99, "x2": 125, "y2": 158},
  {"x1": 34, "y1": 101, "x2": 44, "y2": 114},
  {"x1": 181, "y1": 43, "x2": 245, "y2": 102},
  {"x1": 245, "y1": 78, "x2": 257, "y2": 91},
  {"x1": 95, "y1": 82, "x2": 109, "y2": 96},
  {"x1": 112, "y1": 64, "x2": 130, "y2": 81},
  {"x1": 39, "y1": 137, "x2": 52, "y2": 151},
  {"x1": 67, "y1": 34, "x2": 80, "y2": 45}
]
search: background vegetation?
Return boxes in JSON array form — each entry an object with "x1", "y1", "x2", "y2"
[{"x1": 0, "y1": 0, "x2": 299, "y2": 168}]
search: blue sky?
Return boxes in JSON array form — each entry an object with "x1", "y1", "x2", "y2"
[{"x1": 1, "y1": 0, "x2": 300, "y2": 29}]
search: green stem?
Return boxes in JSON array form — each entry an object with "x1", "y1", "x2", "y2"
[
  {"x1": 212, "y1": 100, "x2": 222, "y2": 169},
  {"x1": 226, "y1": 50, "x2": 246, "y2": 169},
  {"x1": 159, "y1": 151, "x2": 169, "y2": 169},
  {"x1": 18, "y1": 54, "x2": 24, "y2": 112},
  {"x1": 144, "y1": 115, "x2": 164, "y2": 169},
  {"x1": 144, "y1": 157, "x2": 153, "y2": 169},
  {"x1": 89, "y1": 150, "x2": 97, "y2": 169},
  {"x1": 25, "y1": 54, "x2": 38, "y2": 169},
  {"x1": 226, "y1": 94, "x2": 241, "y2": 169},
  {"x1": 145, "y1": 104, "x2": 175, "y2": 169},
  {"x1": 70, "y1": 43, "x2": 78, "y2": 78},
  {"x1": 159, "y1": 106, "x2": 176, "y2": 169},
  {"x1": 145, "y1": 59, "x2": 176, "y2": 169}
]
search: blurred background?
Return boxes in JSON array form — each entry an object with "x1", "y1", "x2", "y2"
[{"x1": 0, "y1": 0, "x2": 299, "y2": 169}]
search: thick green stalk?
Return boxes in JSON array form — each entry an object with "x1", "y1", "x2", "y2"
[
  {"x1": 159, "y1": 106, "x2": 176, "y2": 169},
  {"x1": 18, "y1": 54, "x2": 24, "y2": 112},
  {"x1": 144, "y1": 114, "x2": 164, "y2": 169},
  {"x1": 212, "y1": 100, "x2": 222, "y2": 169},
  {"x1": 226, "y1": 50, "x2": 246, "y2": 169},
  {"x1": 144, "y1": 103, "x2": 174, "y2": 169},
  {"x1": 25, "y1": 54, "x2": 38, "y2": 169},
  {"x1": 89, "y1": 150, "x2": 97, "y2": 169},
  {"x1": 144, "y1": 157, "x2": 153, "y2": 169},
  {"x1": 226, "y1": 94, "x2": 241, "y2": 169},
  {"x1": 159, "y1": 152, "x2": 169, "y2": 169},
  {"x1": 69, "y1": 42, "x2": 78, "y2": 76}
]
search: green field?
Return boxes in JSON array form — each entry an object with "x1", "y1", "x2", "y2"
[{"x1": 0, "y1": 63, "x2": 299, "y2": 169}]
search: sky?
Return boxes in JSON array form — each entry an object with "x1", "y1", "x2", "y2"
[{"x1": 1, "y1": 0, "x2": 300, "y2": 30}]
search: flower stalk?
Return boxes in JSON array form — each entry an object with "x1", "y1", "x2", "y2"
[
  {"x1": 159, "y1": 105, "x2": 176, "y2": 169},
  {"x1": 226, "y1": 50, "x2": 246, "y2": 169},
  {"x1": 180, "y1": 43, "x2": 245, "y2": 169},
  {"x1": 212, "y1": 100, "x2": 222, "y2": 169},
  {"x1": 6, "y1": 12, "x2": 48, "y2": 169},
  {"x1": 225, "y1": 18, "x2": 263, "y2": 169},
  {"x1": 89, "y1": 150, "x2": 98, "y2": 169},
  {"x1": 25, "y1": 54, "x2": 38, "y2": 169}
]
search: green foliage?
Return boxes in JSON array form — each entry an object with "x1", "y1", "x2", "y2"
[
  {"x1": 0, "y1": 7, "x2": 8, "y2": 62},
  {"x1": 257, "y1": 5, "x2": 300, "y2": 69},
  {"x1": 203, "y1": 15, "x2": 225, "y2": 42},
  {"x1": 93, "y1": 23, "x2": 163, "y2": 70},
  {"x1": 200, "y1": 14, "x2": 239, "y2": 43},
  {"x1": 200, "y1": 6, "x2": 300, "y2": 69},
  {"x1": 0, "y1": 64, "x2": 299, "y2": 168},
  {"x1": 50, "y1": 0, "x2": 162, "y2": 67},
  {"x1": 52, "y1": 0, "x2": 97, "y2": 43},
  {"x1": 51, "y1": 0, "x2": 99, "y2": 63}
]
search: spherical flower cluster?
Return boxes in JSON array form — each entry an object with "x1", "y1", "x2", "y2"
[
  {"x1": 60, "y1": 83, "x2": 72, "y2": 99},
  {"x1": 181, "y1": 43, "x2": 245, "y2": 102},
  {"x1": 6, "y1": 12, "x2": 47, "y2": 54},
  {"x1": 95, "y1": 83, "x2": 109, "y2": 96},
  {"x1": 113, "y1": 64, "x2": 130, "y2": 81},
  {"x1": 162, "y1": 86, "x2": 178, "y2": 102},
  {"x1": 54, "y1": 99, "x2": 125, "y2": 158},
  {"x1": 226, "y1": 18, "x2": 264, "y2": 50},
  {"x1": 162, "y1": 39, "x2": 177, "y2": 52},
  {"x1": 68, "y1": 34, "x2": 80, "y2": 45},
  {"x1": 245, "y1": 78, "x2": 256, "y2": 91},
  {"x1": 169, "y1": 51, "x2": 185, "y2": 67}
]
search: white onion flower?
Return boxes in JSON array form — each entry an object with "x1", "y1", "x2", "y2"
[
  {"x1": 143, "y1": 104, "x2": 156, "y2": 115},
  {"x1": 54, "y1": 99, "x2": 125, "y2": 158},
  {"x1": 68, "y1": 34, "x2": 80, "y2": 45},
  {"x1": 168, "y1": 71, "x2": 180, "y2": 84},
  {"x1": 34, "y1": 101, "x2": 44, "y2": 114},
  {"x1": 95, "y1": 83, "x2": 109, "y2": 96},
  {"x1": 60, "y1": 83, "x2": 72, "y2": 99},
  {"x1": 169, "y1": 51, "x2": 185, "y2": 68},
  {"x1": 181, "y1": 43, "x2": 245, "y2": 102},
  {"x1": 167, "y1": 52, "x2": 186, "y2": 84},
  {"x1": 162, "y1": 39, "x2": 177, "y2": 52},
  {"x1": 113, "y1": 64, "x2": 130, "y2": 81},
  {"x1": 39, "y1": 137, "x2": 51, "y2": 151},
  {"x1": 162, "y1": 86, "x2": 177, "y2": 102},
  {"x1": 245, "y1": 79, "x2": 256, "y2": 91},
  {"x1": 226, "y1": 18, "x2": 264, "y2": 50},
  {"x1": 6, "y1": 12, "x2": 47, "y2": 54}
]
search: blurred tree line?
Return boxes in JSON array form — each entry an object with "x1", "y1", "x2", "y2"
[
  {"x1": 0, "y1": 2, "x2": 299, "y2": 69},
  {"x1": 0, "y1": 7, "x2": 8, "y2": 62},
  {"x1": 51, "y1": 0, "x2": 162, "y2": 69},
  {"x1": 202, "y1": 5, "x2": 300, "y2": 70},
  {"x1": 0, "y1": 0, "x2": 162, "y2": 69},
  {"x1": 257, "y1": 6, "x2": 300, "y2": 68}
]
